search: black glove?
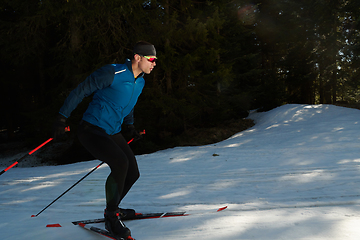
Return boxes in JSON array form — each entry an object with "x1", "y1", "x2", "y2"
[
  {"x1": 52, "y1": 114, "x2": 67, "y2": 140},
  {"x1": 125, "y1": 124, "x2": 142, "y2": 141}
]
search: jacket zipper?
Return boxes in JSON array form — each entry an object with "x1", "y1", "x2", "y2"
[{"x1": 111, "y1": 80, "x2": 136, "y2": 135}]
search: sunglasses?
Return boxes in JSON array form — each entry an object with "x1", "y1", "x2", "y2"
[{"x1": 139, "y1": 54, "x2": 157, "y2": 63}]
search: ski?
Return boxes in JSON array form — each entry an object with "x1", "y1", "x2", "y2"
[
  {"x1": 73, "y1": 206, "x2": 227, "y2": 240},
  {"x1": 78, "y1": 222, "x2": 134, "y2": 240},
  {"x1": 46, "y1": 206, "x2": 228, "y2": 228},
  {"x1": 72, "y1": 206, "x2": 227, "y2": 226},
  {"x1": 72, "y1": 211, "x2": 186, "y2": 225}
]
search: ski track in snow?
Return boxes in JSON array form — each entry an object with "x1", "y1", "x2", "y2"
[{"x1": 1, "y1": 104, "x2": 360, "y2": 239}]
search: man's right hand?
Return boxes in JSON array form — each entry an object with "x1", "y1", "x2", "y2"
[{"x1": 52, "y1": 114, "x2": 67, "y2": 140}]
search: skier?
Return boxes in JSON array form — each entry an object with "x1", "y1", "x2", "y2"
[{"x1": 52, "y1": 41, "x2": 157, "y2": 240}]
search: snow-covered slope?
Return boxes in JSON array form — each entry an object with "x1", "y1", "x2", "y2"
[{"x1": 1, "y1": 104, "x2": 360, "y2": 240}]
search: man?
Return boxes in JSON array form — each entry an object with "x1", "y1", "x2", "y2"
[{"x1": 52, "y1": 41, "x2": 157, "y2": 240}]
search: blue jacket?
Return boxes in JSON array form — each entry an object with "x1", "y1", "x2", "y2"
[{"x1": 59, "y1": 59, "x2": 145, "y2": 135}]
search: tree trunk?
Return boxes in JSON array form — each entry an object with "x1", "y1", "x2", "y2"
[{"x1": 164, "y1": 0, "x2": 172, "y2": 94}]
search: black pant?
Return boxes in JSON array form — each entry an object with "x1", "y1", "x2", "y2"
[{"x1": 77, "y1": 120, "x2": 140, "y2": 211}]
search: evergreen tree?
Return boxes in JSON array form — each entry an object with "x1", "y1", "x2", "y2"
[
  {"x1": 2, "y1": 0, "x2": 358, "y2": 151},
  {"x1": 134, "y1": 0, "x2": 257, "y2": 147}
]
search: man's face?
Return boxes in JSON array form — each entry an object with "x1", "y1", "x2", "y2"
[{"x1": 138, "y1": 55, "x2": 156, "y2": 74}]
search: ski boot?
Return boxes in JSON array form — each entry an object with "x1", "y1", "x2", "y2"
[
  {"x1": 104, "y1": 209, "x2": 132, "y2": 240},
  {"x1": 117, "y1": 208, "x2": 136, "y2": 220}
]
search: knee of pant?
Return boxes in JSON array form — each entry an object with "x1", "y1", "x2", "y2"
[
  {"x1": 131, "y1": 169, "x2": 140, "y2": 183},
  {"x1": 111, "y1": 159, "x2": 129, "y2": 173},
  {"x1": 131, "y1": 167, "x2": 139, "y2": 178}
]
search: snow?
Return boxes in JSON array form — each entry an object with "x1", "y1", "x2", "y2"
[{"x1": 1, "y1": 104, "x2": 360, "y2": 240}]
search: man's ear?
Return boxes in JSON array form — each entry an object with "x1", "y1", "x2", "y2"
[{"x1": 134, "y1": 54, "x2": 141, "y2": 62}]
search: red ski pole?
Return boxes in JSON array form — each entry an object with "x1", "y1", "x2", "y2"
[
  {"x1": 0, "y1": 126, "x2": 70, "y2": 176},
  {"x1": 127, "y1": 129, "x2": 145, "y2": 144},
  {"x1": 31, "y1": 129, "x2": 145, "y2": 217}
]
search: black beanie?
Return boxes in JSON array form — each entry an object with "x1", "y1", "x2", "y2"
[{"x1": 133, "y1": 41, "x2": 156, "y2": 56}]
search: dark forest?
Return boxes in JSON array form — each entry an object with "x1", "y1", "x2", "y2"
[{"x1": 1, "y1": 0, "x2": 359, "y2": 158}]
